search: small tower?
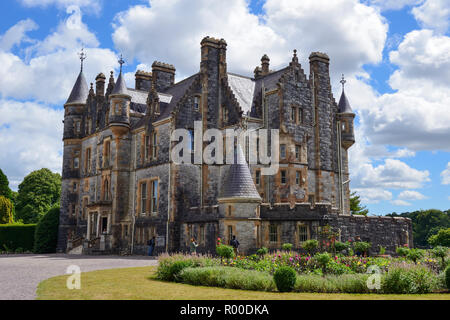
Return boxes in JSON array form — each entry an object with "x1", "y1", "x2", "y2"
[
  {"x1": 261, "y1": 54, "x2": 270, "y2": 75},
  {"x1": 108, "y1": 55, "x2": 131, "y2": 136},
  {"x1": 57, "y1": 48, "x2": 89, "y2": 252},
  {"x1": 337, "y1": 74, "x2": 355, "y2": 149}
]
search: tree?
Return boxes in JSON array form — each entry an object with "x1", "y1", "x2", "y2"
[
  {"x1": 350, "y1": 192, "x2": 369, "y2": 216},
  {"x1": 428, "y1": 228, "x2": 450, "y2": 247},
  {"x1": 0, "y1": 196, "x2": 14, "y2": 224},
  {"x1": 0, "y1": 169, "x2": 12, "y2": 200},
  {"x1": 15, "y1": 168, "x2": 61, "y2": 224},
  {"x1": 33, "y1": 206, "x2": 60, "y2": 253}
]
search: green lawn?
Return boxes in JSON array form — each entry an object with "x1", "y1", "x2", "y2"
[{"x1": 36, "y1": 266, "x2": 450, "y2": 300}]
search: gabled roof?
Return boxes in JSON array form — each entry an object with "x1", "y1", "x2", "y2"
[
  {"x1": 338, "y1": 90, "x2": 353, "y2": 114},
  {"x1": 219, "y1": 146, "x2": 261, "y2": 202},
  {"x1": 111, "y1": 71, "x2": 129, "y2": 96},
  {"x1": 66, "y1": 71, "x2": 88, "y2": 105},
  {"x1": 227, "y1": 73, "x2": 255, "y2": 115}
]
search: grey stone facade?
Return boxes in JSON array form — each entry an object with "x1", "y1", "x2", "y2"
[{"x1": 57, "y1": 36, "x2": 412, "y2": 256}]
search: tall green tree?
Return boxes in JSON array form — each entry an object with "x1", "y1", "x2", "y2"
[
  {"x1": 0, "y1": 169, "x2": 12, "y2": 200},
  {"x1": 15, "y1": 168, "x2": 61, "y2": 224},
  {"x1": 0, "y1": 196, "x2": 14, "y2": 224},
  {"x1": 350, "y1": 192, "x2": 369, "y2": 216}
]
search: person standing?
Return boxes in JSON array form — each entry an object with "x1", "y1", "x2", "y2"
[
  {"x1": 190, "y1": 238, "x2": 198, "y2": 255},
  {"x1": 147, "y1": 236, "x2": 156, "y2": 256},
  {"x1": 230, "y1": 235, "x2": 240, "y2": 256}
]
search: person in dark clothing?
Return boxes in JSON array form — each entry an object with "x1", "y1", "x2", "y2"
[
  {"x1": 230, "y1": 235, "x2": 240, "y2": 256},
  {"x1": 147, "y1": 236, "x2": 156, "y2": 256}
]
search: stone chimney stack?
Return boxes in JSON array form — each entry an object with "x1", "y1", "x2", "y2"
[
  {"x1": 135, "y1": 70, "x2": 152, "y2": 91},
  {"x1": 261, "y1": 54, "x2": 270, "y2": 75},
  {"x1": 151, "y1": 62, "x2": 175, "y2": 92},
  {"x1": 95, "y1": 73, "x2": 106, "y2": 96}
]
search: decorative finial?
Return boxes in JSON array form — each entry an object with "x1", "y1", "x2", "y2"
[
  {"x1": 340, "y1": 74, "x2": 346, "y2": 91},
  {"x1": 118, "y1": 54, "x2": 125, "y2": 73},
  {"x1": 292, "y1": 49, "x2": 298, "y2": 63},
  {"x1": 78, "y1": 47, "x2": 87, "y2": 72}
]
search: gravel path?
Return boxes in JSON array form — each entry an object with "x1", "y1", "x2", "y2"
[{"x1": 0, "y1": 254, "x2": 157, "y2": 300}]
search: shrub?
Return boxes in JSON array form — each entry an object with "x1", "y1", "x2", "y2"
[
  {"x1": 379, "y1": 246, "x2": 386, "y2": 255},
  {"x1": 334, "y1": 241, "x2": 349, "y2": 253},
  {"x1": 302, "y1": 239, "x2": 318, "y2": 255},
  {"x1": 315, "y1": 252, "x2": 331, "y2": 274},
  {"x1": 168, "y1": 260, "x2": 194, "y2": 282},
  {"x1": 326, "y1": 260, "x2": 353, "y2": 275},
  {"x1": 216, "y1": 244, "x2": 235, "y2": 259},
  {"x1": 156, "y1": 253, "x2": 219, "y2": 281},
  {"x1": 353, "y1": 241, "x2": 371, "y2": 256},
  {"x1": 256, "y1": 247, "x2": 268, "y2": 256},
  {"x1": 295, "y1": 274, "x2": 370, "y2": 293},
  {"x1": 33, "y1": 206, "x2": 60, "y2": 253},
  {"x1": 428, "y1": 228, "x2": 450, "y2": 247},
  {"x1": 396, "y1": 246, "x2": 409, "y2": 257},
  {"x1": 406, "y1": 248, "x2": 424, "y2": 264},
  {"x1": 445, "y1": 266, "x2": 450, "y2": 290},
  {"x1": 179, "y1": 267, "x2": 275, "y2": 291},
  {"x1": 0, "y1": 196, "x2": 14, "y2": 224},
  {"x1": 382, "y1": 264, "x2": 436, "y2": 294},
  {"x1": 431, "y1": 246, "x2": 448, "y2": 268},
  {"x1": 281, "y1": 243, "x2": 293, "y2": 252},
  {"x1": 273, "y1": 266, "x2": 296, "y2": 292},
  {"x1": 0, "y1": 224, "x2": 36, "y2": 252}
]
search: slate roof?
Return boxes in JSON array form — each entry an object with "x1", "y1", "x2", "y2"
[
  {"x1": 338, "y1": 90, "x2": 353, "y2": 114},
  {"x1": 111, "y1": 71, "x2": 129, "y2": 96},
  {"x1": 227, "y1": 73, "x2": 255, "y2": 115},
  {"x1": 66, "y1": 71, "x2": 89, "y2": 104},
  {"x1": 219, "y1": 146, "x2": 262, "y2": 202}
]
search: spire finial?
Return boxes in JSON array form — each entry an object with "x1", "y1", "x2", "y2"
[
  {"x1": 340, "y1": 74, "x2": 346, "y2": 92},
  {"x1": 292, "y1": 49, "x2": 298, "y2": 63},
  {"x1": 78, "y1": 47, "x2": 87, "y2": 72},
  {"x1": 118, "y1": 54, "x2": 125, "y2": 73}
]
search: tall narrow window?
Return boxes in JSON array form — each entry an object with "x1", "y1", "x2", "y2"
[
  {"x1": 298, "y1": 108, "x2": 303, "y2": 124},
  {"x1": 85, "y1": 148, "x2": 91, "y2": 173},
  {"x1": 104, "y1": 140, "x2": 111, "y2": 167},
  {"x1": 228, "y1": 225, "x2": 233, "y2": 243},
  {"x1": 151, "y1": 180, "x2": 158, "y2": 213},
  {"x1": 295, "y1": 145, "x2": 300, "y2": 160},
  {"x1": 199, "y1": 225, "x2": 205, "y2": 244},
  {"x1": 269, "y1": 224, "x2": 278, "y2": 243},
  {"x1": 255, "y1": 170, "x2": 261, "y2": 186},
  {"x1": 73, "y1": 157, "x2": 79, "y2": 169},
  {"x1": 188, "y1": 129, "x2": 194, "y2": 153},
  {"x1": 298, "y1": 224, "x2": 309, "y2": 243},
  {"x1": 145, "y1": 135, "x2": 150, "y2": 161},
  {"x1": 291, "y1": 107, "x2": 296, "y2": 122},
  {"x1": 194, "y1": 96, "x2": 199, "y2": 110},
  {"x1": 74, "y1": 120, "x2": 81, "y2": 133},
  {"x1": 140, "y1": 182, "x2": 147, "y2": 213},
  {"x1": 296, "y1": 171, "x2": 301, "y2": 185},
  {"x1": 152, "y1": 132, "x2": 157, "y2": 159},
  {"x1": 280, "y1": 144, "x2": 286, "y2": 159},
  {"x1": 104, "y1": 179, "x2": 110, "y2": 201},
  {"x1": 281, "y1": 170, "x2": 287, "y2": 184}
]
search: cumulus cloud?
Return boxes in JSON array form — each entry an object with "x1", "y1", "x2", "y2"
[
  {"x1": 0, "y1": 19, "x2": 38, "y2": 52},
  {"x1": 398, "y1": 190, "x2": 427, "y2": 200},
  {"x1": 112, "y1": 0, "x2": 387, "y2": 80},
  {"x1": 0, "y1": 6, "x2": 119, "y2": 104},
  {"x1": 442, "y1": 162, "x2": 450, "y2": 185},
  {"x1": 19, "y1": 0, "x2": 101, "y2": 13},
  {"x1": 412, "y1": 0, "x2": 450, "y2": 34},
  {"x1": 391, "y1": 200, "x2": 412, "y2": 206},
  {"x1": 0, "y1": 99, "x2": 63, "y2": 189},
  {"x1": 367, "y1": 0, "x2": 424, "y2": 11},
  {"x1": 352, "y1": 188, "x2": 393, "y2": 204}
]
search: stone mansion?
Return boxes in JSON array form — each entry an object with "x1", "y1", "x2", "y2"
[{"x1": 57, "y1": 36, "x2": 412, "y2": 255}]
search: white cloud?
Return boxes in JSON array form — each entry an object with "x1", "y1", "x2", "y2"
[
  {"x1": 112, "y1": 0, "x2": 387, "y2": 80},
  {"x1": 0, "y1": 6, "x2": 118, "y2": 104},
  {"x1": 398, "y1": 190, "x2": 427, "y2": 200},
  {"x1": 391, "y1": 200, "x2": 412, "y2": 206},
  {"x1": 0, "y1": 19, "x2": 38, "y2": 52},
  {"x1": 367, "y1": 0, "x2": 424, "y2": 11},
  {"x1": 353, "y1": 188, "x2": 393, "y2": 204},
  {"x1": 0, "y1": 99, "x2": 63, "y2": 190},
  {"x1": 412, "y1": 0, "x2": 450, "y2": 34},
  {"x1": 19, "y1": 0, "x2": 101, "y2": 13},
  {"x1": 441, "y1": 162, "x2": 450, "y2": 185}
]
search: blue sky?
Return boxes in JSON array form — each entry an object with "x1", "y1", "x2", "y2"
[{"x1": 0, "y1": 0, "x2": 449, "y2": 215}]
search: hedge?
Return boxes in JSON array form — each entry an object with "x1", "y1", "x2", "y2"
[
  {"x1": 33, "y1": 206, "x2": 60, "y2": 254},
  {"x1": 0, "y1": 224, "x2": 36, "y2": 252}
]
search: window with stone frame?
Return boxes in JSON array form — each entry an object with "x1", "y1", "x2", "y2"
[
  {"x1": 312, "y1": 221, "x2": 320, "y2": 240},
  {"x1": 85, "y1": 148, "x2": 91, "y2": 174},
  {"x1": 295, "y1": 145, "x2": 300, "y2": 160},
  {"x1": 103, "y1": 140, "x2": 111, "y2": 167},
  {"x1": 151, "y1": 132, "x2": 157, "y2": 159},
  {"x1": 291, "y1": 106, "x2": 296, "y2": 122},
  {"x1": 74, "y1": 120, "x2": 81, "y2": 133},
  {"x1": 150, "y1": 179, "x2": 158, "y2": 213},
  {"x1": 194, "y1": 96, "x2": 200, "y2": 111},
  {"x1": 187, "y1": 224, "x2": 194, "y2": 245},
  {"x1": 144, "y1": 135, "x2": 150, "y2": 161},
  {"x1": 221, "y1": 105, "x2": 229, "y2": 126},
  {"x1": 73, "y1": 181, "x2": 78, "y2": 192},
  {"x1": 255, "y1": 169, "x2": 261, "y2": 186},
  {"x1": 73, "y1": 157, "x2": 79, "y2": 169},
  {"x1": 280, "y1": 144, "x2": 286, "y2": 159},
  {"x1": 308, "y1": 194, "x2": 315, "y2": 206},
  {"x1": 227, "y1": 225, "x2": 233, "y2": 244},
  {"x1": 199, "y1": 225, "x2": 205, "y2": 245},
  {"x1": 140, "y1": 181, "x2": 147, "y2": 214},
  {"x1": 103, "y1": 178, "x2": 111, "y2": 201},
  {"x1": 298, "y1": 224, "x2": 309, "y2": 243},
  {"x1": 82, "y1": 197, "x2": 88, "y2": 220},
  {"x1": 269, "y1": 224, "x2": 278, "y2": 244},
  {"x1": 296, "y1": 171, "x2": 301, "y2": 185},
  {"x1": 342, "y1": 121, "x2": 348, "y2": 133},
  {"x1": 298, "y1": 108, "x2": 304, "y2": 124},
  {"x1": 280, "y1": 170, "x2": 287, "y2": 184}
]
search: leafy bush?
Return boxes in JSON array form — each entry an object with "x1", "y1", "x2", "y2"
[
  {"x1": 334, "y1": 241, "x2": 349, "y2": 253},
  {"x1": 0, "y1": 196, "x2": 14, "y2": 224},
  {"x1": 431, "y1": 246, "x2": 448, "y2": 268},
  {"x1": 0, "y1": 224, "x2": 36, "y2": 251},
  {"x1": 379, "y1": 246, "x2": 386, "y2": 255},
  {"x1": 282, "y1": 243, "x2": 293, "y2": 252},
  {"x1": 295, "y1": 274, "x2": 370, "y2": 293},
  {"x1": 396, "y1": 246, "x2": 409, "y2": 257},
  {"x1": 428, "y1": 228, "x2": 450, "y2": 247},
  {"x1": 406, "y1": 248, "x2": 424, "y2": 264},
  {"x1": 353, "y1": 241, "x2": 371, "y2": 256},
  {"x1": 156, "y1": 253, "x2": 219, "y2": 281},
  {"x1": 445, "y1": 266, "x2": 450, "y2": 290},
  {"x1": 382, "y1": 264, "x2": 436, "y2": 294},
  {"x1": 256, "y1": 247, "x2": 268, "y2": 256},
  {"x1": 179, "y1": 266, "x2": 275, "y2": 291},
  {"x1": 326, "y1": 260, "x2": 353, "y2": 275},
  {"x1": 302, "y1": 239, "x2": 318, "y2": 255},
  {"x1": 33, "y1": 206, "x2": 59, "y2": 253},
  {"x1": 216, "y1": 244, "x2": 235, "y2": 259},
  {"x1": 273, "y1": 266, "x2": 296, "y2": 292},
  {"x1": 168, "y1": 260, "x2": 194, "y2": 282},
  {"x1": 315, "y1": 252, "x2": 331, "y2": 274}
]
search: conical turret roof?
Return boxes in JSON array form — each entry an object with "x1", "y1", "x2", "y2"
[
  {"x1": 66, "y1": 71, "x2": 88, "y2": 105},
  {"x1": 338, "y1": 90, "x2": 353, "y2": 114},
  {"x1": 219, "y1": 145, "x2": 262, "y2": 202},
  {"x1": 111, "y1": 71, "x2": 129, "y2": 96}
]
